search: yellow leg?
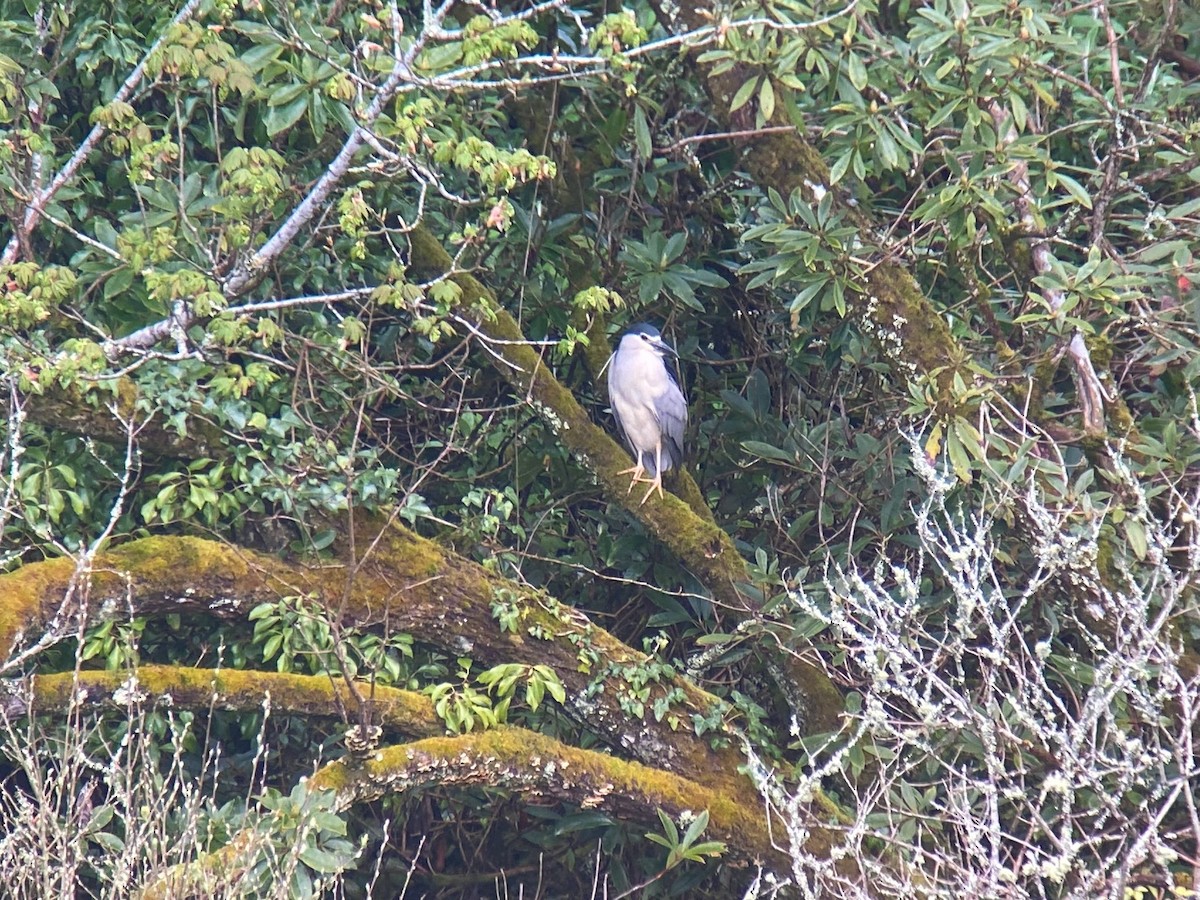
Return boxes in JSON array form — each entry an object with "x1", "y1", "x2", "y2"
[
  {"x1": 639, "y1": 443, "x2": 666, "y2": 505},
  {"x1": 617, "y1": 461, "x2": 648, "y2": 494}
]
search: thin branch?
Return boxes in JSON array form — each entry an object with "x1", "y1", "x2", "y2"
[
  {"x1": 660, "y1": 124, "x2": 799, "y2": 153},
  {"x1": 988, "y1": 101, "x2": 1110, "y2": 436}
]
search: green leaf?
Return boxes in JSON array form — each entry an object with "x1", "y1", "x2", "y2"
[
  {"x1": 299, "y1": 845, "x2": 344, "y2": 873},
  {"x1": 268, "y1": 82, "x2": 308, "y2": 107},
  {"x1": 791, "y1": 278, "x2": 827, "y2": 313},
  {"x1": 1054, "y1": 172, "x2": 1092, "y2": 209},
  {"x1": 730, "y1": 76, "x2": 759, "y2": 113},
  {"x1": 90, "y1": 832, "x2": 126, "y2": 852},
  {"x1": 1011, "y1": 92, "x2": 1028, "y2": 132},
  {"x1": 846, "y1": 52, "x2": 868, "y2": 91},
  {"x1": 633, "y1": 106, "x2": 652, "y2": 158},
  {"x1": 829, "y1": 150, "x2": 853, "y2": 185},
  {"x1": 526, "y1": 676, "x2": 544, "y2": 710},
  {"x1": 1167, "y1": 196, "x2": 1200, "y2": 218},
  {"x1": 1124, "y1": 517, "x2": 1148, "y2": 561},
  {"x1": 262, "y1": 632, "x2": 283, "y2": 661},
  {"x1": 945, "y1": 427, "x2": 973, "y2": 483},
  {"x1": 686, "y1": 268, "x2": 728, "y2": 288},
  {"x1": 681, "y1": 809, "x2": 710, "y2": 846},
  {"x1": 876, "y1": 125, "x2": 899, "y2": 170},
  {"x1": 758, "y1": 78, "x2": 775, "y2": 121},
  {"x1": 264, "y1": 95, "x2": 309, "y2": 137},
  {"x1": 663, "y1": 231, "x2": 687, "y2": 262},
  {"x1": 742, "y1": 440, "x2": 794, "y2": 463}
]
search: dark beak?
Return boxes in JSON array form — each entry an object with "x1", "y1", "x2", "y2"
[{"x1": 652, "y1": 337, "x2": 679, "y2": 358}]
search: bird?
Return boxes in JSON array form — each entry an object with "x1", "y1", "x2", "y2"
[{"x1": 607, "y1": 323, "x2": 687, "y2": 504}]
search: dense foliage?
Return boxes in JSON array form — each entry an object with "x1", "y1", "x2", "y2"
[{"x1": 0, "y1": 0, "x2": 1197, "y2": 895}]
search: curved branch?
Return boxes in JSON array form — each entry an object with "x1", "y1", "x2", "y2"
[
  {"x1": 2, "y1": 666, "x2": 442, "y2": 739},
  {"x1": 136, "y1": 726, "x2": 811, "y2": 898},
  {"x1": 314, "y1": 727, "x2": 787, "y2": 854}
]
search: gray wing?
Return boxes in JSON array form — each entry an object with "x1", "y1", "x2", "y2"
[{"x1": 654, "y1": 382, "x2": 687, "y2": 471}]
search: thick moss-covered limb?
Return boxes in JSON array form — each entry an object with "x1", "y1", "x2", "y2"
[
  {"x1": 0, "y1": 529, "x2": 750, "y2": 793},
  {"x1": 309, "y1": 727, "x2": 804, "y2": 865},
  {"x1": 406, "y1": 226, "x2": 841, "y2": 734},
  {"x1": 15, "y1": 376, "x2": 223, "y2": 458},
  {"x1": 408, "y1": 228, "x2": 745, "y2": 591},
  {"x1": 516, "y1": 96, "x2": 722, "y2": 528},
  {"x1": 3, "y1": 666, "x2": 442, "y2": 738},
  {"x1": 139, "y1": 725, "x2": 822, "y2": 898}
]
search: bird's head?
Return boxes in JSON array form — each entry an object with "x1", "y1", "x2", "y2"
[{"x1": 621, "y1": 323, "x2": 678, "y2": 360}]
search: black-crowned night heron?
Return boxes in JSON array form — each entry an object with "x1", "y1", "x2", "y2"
[{"x1": 607, "y1": 323, "x2": 687, "y2": 504}]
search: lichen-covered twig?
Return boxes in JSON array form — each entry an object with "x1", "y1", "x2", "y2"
[{"x1": 988, "y1": 102, "x2": 1110, "y2": 437}]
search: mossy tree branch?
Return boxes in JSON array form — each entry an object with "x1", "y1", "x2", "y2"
[
  {"x1": 405, "y1": 225, "x2": 842, "y2": 734},
  {"x1": 136, "y1": 725, "x2": 818, "y2": 899},
  {"x1": 17, "y1": 377, "x2": 224, "y2": 460},
  {"x1": 2, "y1": 666, "x2": 443, "y2": 739},
  {"x1": 0, "y1": 521, "x2": 751, "y2": 794}
]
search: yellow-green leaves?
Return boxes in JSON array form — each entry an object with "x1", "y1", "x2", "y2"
[
  {"x1": 589, "y1": 10, "x2": 647, "y2": 57},
  {"x1": 147, "y1": 21, "x2": 252, "y2": 96},
  {"x1": 572, "y1": 286, "x2": 624, "y2": 315},
  {"x1": 0, "y1": 263, "x2": 76, "y2": 329},
  {"x1": 218, "y1": 146, "x2": 287, "y2": 216},
  {"x1": 144, "y1": 269, "x2": 226, "y2": 317},
  {"x1": 461, "y1": 16, "x2": 537, "y2": 67}
]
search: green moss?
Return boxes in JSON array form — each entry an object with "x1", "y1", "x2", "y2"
[
  {"x1": 1108, "y1": 397, "x2": 1135, "y2": 436},
  {"x1": 381, "y1": 523, "x2": 446, "y2": 579},
  {"x1": 31, "y1": 666, "x2": 442, "y2": 737},
  {"x1": 0, "y1": 556, "x2": 75, "y2": 655},
  {"x1": 310, "y1": 726, "x2": 803, "y2": 866},
  {"x1": 1028, "y1": 352, "x2": 1059, "y2": 418},
  {"x1": 579, "y1": 314, "x2": 614, "y2": 393},
  {"x1": 1085, "y1": 334, "x2": 1114, "y2": 370}
]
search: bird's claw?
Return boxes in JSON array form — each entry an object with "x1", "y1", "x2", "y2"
[
  {"x1": 617, "y1": 464, "x2": 650, "y2": 495},
  {"x1": 639, "y1": 475, "x2": 665, "y2": 506}
]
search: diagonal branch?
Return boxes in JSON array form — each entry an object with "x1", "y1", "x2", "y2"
[
  {"x1": 0, "y1": 524, "x2": 752, "y2": 792},
  {"x1": 404, "y1": 225, "x2": 844, "y2": 736},
  {"x1": 988, "y1": 102, "x2": 1109, "y2": 437}
]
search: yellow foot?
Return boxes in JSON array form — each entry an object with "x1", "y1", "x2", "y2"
[
  {"x1": 617, "y1": 463, "x2": 648, "y2": 494},
  {"x1": 639, "y1": 475, "x2": 664, "y2": 505}
]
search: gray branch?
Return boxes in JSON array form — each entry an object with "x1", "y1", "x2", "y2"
[{"x1": 107, "y1": 7, "x2": 420, "y2": 356}]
